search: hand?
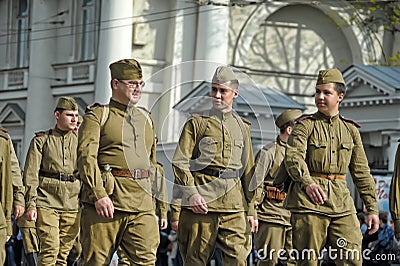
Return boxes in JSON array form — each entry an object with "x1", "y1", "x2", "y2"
[
  {"x1": 248, "y1": 216, "x2": 258, "y2": 233},
  {"x1": 95, "y1": 197, "x2": 114, "y2": 218},
  {"x1": 25, "y1": 210, "x2": 37, "y2": 221},
  {"x1": 171, "y1": 221, "x2": 179, "y2": 232},
  {"x1": 305, "y1": 183, "x2": 327, "y2": 205},
  {"x1": 189, "y1": 194, "x2": 208, "y2": 214},
  {"x1": 366, "y1": 214, "x2": 379, "y2": 235},
  {"x1": 14, "y1": 205, "x2": 25, "y2": 219},
  {"x1": 6, "y1": 236, "x2": 10, "y2": 242},
  {"x1": 160, "y1": 218, "x2": 168, "y2": 230}
]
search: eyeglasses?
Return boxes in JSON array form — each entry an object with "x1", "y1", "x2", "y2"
[{"x1": 117, "y1": 80, "x2": 145, "y2": 89}]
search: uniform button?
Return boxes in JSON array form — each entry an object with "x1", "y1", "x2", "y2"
[{"x1": 332, "y1": 151, "x2": 335, "y2": 153}]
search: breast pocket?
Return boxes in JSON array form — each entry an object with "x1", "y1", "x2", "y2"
[
  {"x1": 198, "y1": 137, "x2": 219, "y2": 161},
  {"x1": 339, "y1": 142, "x2": 353, "y2": 165},
  {"x1": 308, "y1": 140, "x2": 327, "y2": 163}
]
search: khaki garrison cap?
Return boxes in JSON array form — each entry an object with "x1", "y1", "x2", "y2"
[
  {"x1": 109, "y1": 59, "x2": 142, "y2": 80},
  {"x1": 55, "y1": 96, "x2": 78, "y2": 111},
  {"x1": 316, "y1": 68, "x2": 345, "y2": 85},
  {"x1": 212, "y1": 66, "x2": 238, "y2": 86},
  {"x1": 275, "y1": 109, "x2": 302, "y2": 128}
]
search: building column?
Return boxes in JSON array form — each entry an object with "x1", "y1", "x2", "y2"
[
  {"x1": 193, "y1": 2, "x2": 230, "y2": 81},
  {"x1": 94, "y1": 0, "x2": 133, "y2": 103},
  {"x1": 22, "y1": 0, "x2": 58, "y2": 166}
]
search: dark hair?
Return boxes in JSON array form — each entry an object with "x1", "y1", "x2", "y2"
[
  {"x1": 280, "y1": 121, "x2": 296, "y2": 134},
  {"x1": 335, "y1": 83, "x2": 346, "y2": 95},
  {"x1": 379, "y1": 210, "x2": 388, "y2": 224}
]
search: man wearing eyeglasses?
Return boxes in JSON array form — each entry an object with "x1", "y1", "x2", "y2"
[{"x1": 77, "y1": 59, "x2": 163, "y2": 265}]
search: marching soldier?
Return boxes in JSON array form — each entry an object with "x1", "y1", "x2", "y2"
[
  {"x1": 0, "y1": 128, "x2": 17, "y2": 264},
  {"x1": 77, "y1": 59, "x2": 160, "y2": 265},
  {"x1": 172, "y1": 66, "x2": 256, "y2": 266},
  {"x1": 284, "y1": 68, "x2": 379, "y2": 265},
  {"x1": 253, "y1": 109, "x2": 302, "y2": 266},
  {"x1": 23, "y1": 96, "x2": 81, "y2": 265}
]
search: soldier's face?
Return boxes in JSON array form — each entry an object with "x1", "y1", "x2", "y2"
[
  {"x1": 211, "y1": 82, "x2": 238, "y2": 112},
  {"x1": 315, "y1": 83, "x2": 344, "y2": 116},
  {"x1": 112, "y1": 79, "x2": 144, "y2": 105},
  {"x1": 55, "y1": 110, "x2": 79, "y2": 131}
]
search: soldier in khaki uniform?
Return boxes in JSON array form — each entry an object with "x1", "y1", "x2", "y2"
[
  {"x1": 0, "y1": 128, "x2": 17, "y2": 264},
  {"x1": 390, "y1": 144, "x2": 400, "y2": 239},
  {"x1": 23, "y1": 97, "x2": 81, "y2": 265},
  {"x1": 172, "y1": 66, "x2": 256, "y2": 266},
  {"x1": 77, "y1": 59, "x2": 160, "y2": 265},
  {"x1": 253, "y1": 109, "x2": 302, "y2": 266},
  {"x1": 284, "y1": 69, "x2": 379, "y2": 265}
]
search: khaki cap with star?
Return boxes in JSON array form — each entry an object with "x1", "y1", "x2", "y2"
[
  {"x1": 109, "y1": 59, "x2": 142, "y2": 80},
  {"x1": 275, "y1": 109, "x2": 302, "y2": 128},
  {"x1": 316, "y1": 68, "x2": 345, "y2": 85}
]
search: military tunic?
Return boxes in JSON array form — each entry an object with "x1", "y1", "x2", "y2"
[
  {"x1": 284, "y1": 111, "x2": 378, "y2": 266},
  {"x1": 77, "y1": 98, "x2": 159, "y2": 265},
  {"x1": 10, "y1": 142, "x2": 24, "y2": 209},
  {"x1": 0, "y1": 129, "x2": 14, "y2": 264},
  {"x1": 253, "y1": 137, "x2": 293, "y2": 266},
  {"x1": 172, "y1": 107, "x2": 255, "y2": 266},
  {"x1": 389, "y1": 143, "x2": 400, "y2": 235},
  {"x1": 24, "y1": 128, "x2": 80, "y2": 212}
]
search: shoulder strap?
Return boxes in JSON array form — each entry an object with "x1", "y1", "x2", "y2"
[
  {"x1": 190, "y1": 114, "x2": 209, "y2": 141},
  {"x1": 339, "y1": 114, "x2": 361, "y2": 128}
]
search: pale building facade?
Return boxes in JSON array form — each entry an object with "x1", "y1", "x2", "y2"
[{"x1": 0, "y1": 0, "x2": 399, "y2": 200}]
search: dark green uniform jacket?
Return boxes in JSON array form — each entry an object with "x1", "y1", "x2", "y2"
[
  {"x1": 285, "y1": 111, "x2": 378, "y2": 216},
  {"x1": 78, "y1": 98, "x2": 157, "y2": 213}
]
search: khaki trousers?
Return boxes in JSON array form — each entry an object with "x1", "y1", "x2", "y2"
[
  {"x1": 36, "y1": 207, "x2": 80, "y2": 266},
  {"x1": 254, "y1": 221, "x2": 294, "y2": 266},
  {"x1": 0, "y1": 227, "x2": 6, "y2": 265},
  {"x1": 17, "y1": 216, "x2": 39, "y2": 254},
  {"x1": 291, "y1": 212, "x2": 363, "y2": 266},
  {"x1": 178, "y1": 209, "x2": 251, "y2": 266},
  {"x1": 79, "y1": 204, "x2": 159, "y2": 266}
]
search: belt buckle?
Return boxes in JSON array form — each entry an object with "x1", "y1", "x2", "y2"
[
  {"x1": 327, "y1": 175, "x2": 335, "y2": 181},
  {"x1": 218, "y1": 170, "x2": 224, "y2": 178},
  {"x1": 59, "y1": 173, "x2": 67, "y2": 181},
  {"x1": 133, "y1": 169, "x2": 140, "y2": 179}
]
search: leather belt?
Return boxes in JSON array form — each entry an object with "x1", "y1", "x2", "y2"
[
  {"x1": 310, "y1": 172, "x2": 346, "y2": 180},
  {"x1": 111, "y1": 169, "x2": 149, "y2": 179},
  {"x1": 264, "y1": 185, "x2": 286, "y2": 202},
  {"x1": 39, "y1": 170, "x2": 77, "y2": 182},
  {"x1": 198, "y1": 168, "x2": 240, "y2": 179}
]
